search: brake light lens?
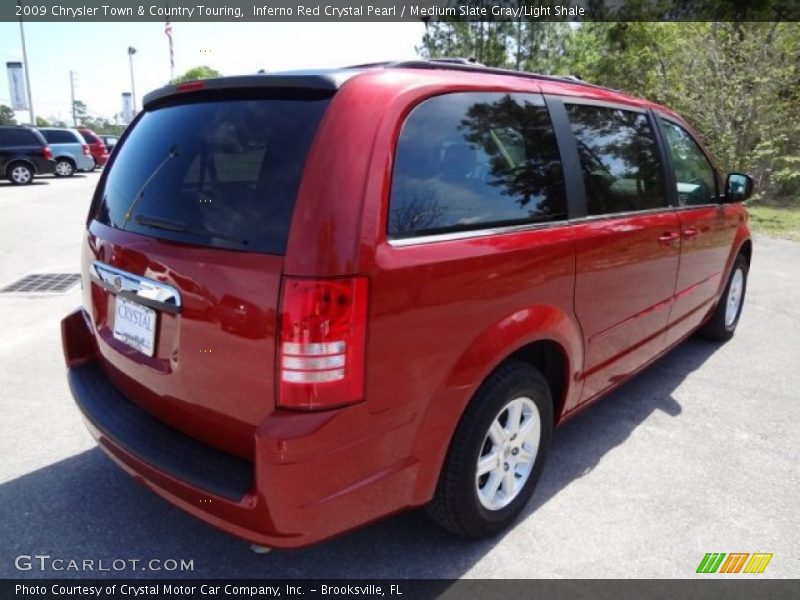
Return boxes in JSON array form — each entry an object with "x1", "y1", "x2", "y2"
[
  {"x1": 278, "y1": 277, "x2": 368, "y2": 410},
  {"x1": 42, "y1": 146, "x2": 53, "y2": 160},
  {"x1": 177, "y1": 81, "x2": 205, "y2": 93},
  {"x1": 82, "y1": 144, "x2": 90, "y2": 156}
]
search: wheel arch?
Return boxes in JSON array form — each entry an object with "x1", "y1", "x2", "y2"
[
  {"x1": 5, "y1": 158, "x2": 37, "y2": 175},
  {"x1": 408, "y1": 304, "x2": 583, "y2": 505},
  {"x1": 738, "y1": 238, "x2": 752, "y2": 266}
]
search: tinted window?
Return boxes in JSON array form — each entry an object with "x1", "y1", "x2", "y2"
[
  {"x1": 566, "y1": 104, "x2": 665, "y2": 215},
  {"x1": 660, "y1": 120, "x2": 717, "y2": 206},
  {"x1": 388, "y1": 92, "x2": 566, "y2": 238},
  {"x1": 42, "y1": 130, "x2": 78, "y2": 144},
  {"x1": 81, "y1": 132, "x2": 99, "y2": 144},
  {"x1": 0, "y1": 128, "x2": 38, "y2": 146},
  {"x1": 94, "y1": 93, "x2": 330, "y2": 255}
]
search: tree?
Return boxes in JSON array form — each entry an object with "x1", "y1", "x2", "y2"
[
  {"x1": 73, "y1": 100, "x2": 89, "y2": 126},
  {"x1": 35, "y1": 116, "x2": 50, "y2": 127},
  {"x1": 171, "y1": 65, "x2": 222, "y2": 84},
  {"x1": 0, "y1": 105, "x2": 17, "y2": 126},
  {"x1": 415, "y1": 19, "x2": 800, "y2": 203}
]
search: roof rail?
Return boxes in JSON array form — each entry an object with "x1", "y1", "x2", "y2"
[{"x1": 349, "y1": 58, "x2": 616, "y2": 93}]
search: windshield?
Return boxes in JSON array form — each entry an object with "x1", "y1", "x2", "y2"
[{"x1": 94, "y1": 92, "x2": 331, "y2": 254}]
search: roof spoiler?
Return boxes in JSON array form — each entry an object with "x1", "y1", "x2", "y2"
[{"x1": 142, "y1": 71, "x2": 356, "y2": 109}]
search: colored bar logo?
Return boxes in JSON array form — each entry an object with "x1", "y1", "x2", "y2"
[{"x1": 697, "y1": 553, "x2": 773, "y2": 574}]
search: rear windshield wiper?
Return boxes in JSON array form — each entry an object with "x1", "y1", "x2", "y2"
[
  {"x1": 122, "y1": 145, "x2": 179, "y2": 226},
  {"x1": 134, "y1": 214, "x2": 248, "y2": 248}
]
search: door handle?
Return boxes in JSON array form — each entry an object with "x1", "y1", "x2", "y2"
[
  {"x1": 683, "y1": 227, "x2": 700, "y2": 239},
  {"x1": 658, "y1": 232, "x2": 680, "y2": 246}
]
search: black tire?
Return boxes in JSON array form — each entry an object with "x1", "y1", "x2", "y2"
[
  {"x1": 6, "y1": 162, "x2": 34, "y2": 185},
  {"x1": 699, "y1": 253, "x2": 748, "y2": 341},
  {"x1": 54, "y1": 158, "x2": 75, "y2": 178},
  {"x1": 426, "y1": 360, "x2": 554, "y2": 538}
]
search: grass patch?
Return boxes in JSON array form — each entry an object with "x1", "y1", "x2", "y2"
[{"x1": 746, "y1": 205, "x2": 800, "y2": 242}]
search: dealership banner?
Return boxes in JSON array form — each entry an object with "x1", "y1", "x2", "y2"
[
  {"x1": 2, "y1": 579, "x2": 800, "y2": 599},
  {"x1": 5, "y1": 62, "x2": 28, "y2": 110},
  {"x1": 121, "y1": 92, "x2": 133, "y2": 124},
  {"x1": 2, "y1": 0, "x2": 800, "y2": 22}
]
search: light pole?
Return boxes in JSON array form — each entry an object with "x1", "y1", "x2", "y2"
[
  {"x1": 128, "y1": 46, "x2": 137, "y2": 113},
  {"x1": 69, "y1": 70, "x2": 76, "y2": 127},
  {"x1": 17, "y1": 1, "x2": 35, "y2": 125}
]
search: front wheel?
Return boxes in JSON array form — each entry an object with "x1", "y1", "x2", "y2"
[
  {"x1": 426, "y1": 360, "x2": 554, "y2": 538},
  {"x1": 700, "y1": 253, "x2": 749, "y2": 341}
]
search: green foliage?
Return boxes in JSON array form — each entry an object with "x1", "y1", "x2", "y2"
[
  {"x1": 0, "y1": 105, "x2": 17, "y2": 126},
  {"x1": 418, "y1": 20, "x2": 800, "y2": 204},
  {"x1": 35, "y1": 116, "x2": 50, "y2": 127},
  {"x1": 171, "y1": 65, "x2": 222, "y2": 84},
  {"x1": 73, "y1": 100, "x2": 89, "y2": 125},
  {"x1": 69, "y1": 99, "x2": 125, "y2": 135}
]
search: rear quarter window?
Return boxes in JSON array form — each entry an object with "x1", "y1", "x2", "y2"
[
  {"x1": 94, "y1": 92, "x2": 331, "y2": 255},
  {"x1": 388, "y1": 92, "x2": 566, "y2": 239}
]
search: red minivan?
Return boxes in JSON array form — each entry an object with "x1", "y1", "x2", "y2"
[
  {"x1": 62, "y1": 61, "x2": 753, "y2": 548},
  {"x1": 78, "y1": 128, "x2": 109, "y2": 168}
]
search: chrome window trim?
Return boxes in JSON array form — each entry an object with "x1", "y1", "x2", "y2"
[
  {"x1": 567, "y1": 206, "x2": 674, "y2": 223},
  {"x1": 90, "y1": 261, "x2": 181, "y2": 314},
  {"x1": 387, "y1": 205, "x2": 685, "y2": 247},
  {"x1": 387, "y1": 219, "x2": 565, "y2": 247},
  {"x1": 673, "y1": 202, "x2": 722, "y2": 211}
]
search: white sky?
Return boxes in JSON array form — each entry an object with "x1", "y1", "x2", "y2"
[{"x1": 0, "y1": 22, "x2": 425, "y2": 123}]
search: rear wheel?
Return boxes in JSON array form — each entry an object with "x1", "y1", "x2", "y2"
[
  {"x1": 54, "y1": 158, "x2": 75, "y2": 177},
  {"x1": 426, "y1": 360, "x2": 554, "y2": 538},
  {"x1": 7, "y1": 162, "x2": 34, "y2": 185},
  {"x1": 700, "y1": 253, "x2": 748, "y2": 341}
]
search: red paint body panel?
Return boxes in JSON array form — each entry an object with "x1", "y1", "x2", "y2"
[{"x1": 62, "y1": 67, "x2": 752, "y2": 548}]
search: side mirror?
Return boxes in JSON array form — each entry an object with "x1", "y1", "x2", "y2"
[{"x1": 725, "y1": 172, "x2": 754, "y2": 203}]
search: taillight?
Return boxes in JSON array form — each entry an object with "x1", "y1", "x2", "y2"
[
  {"x1": 42, "y1": 146, "x2": 53, "y2": 160},
  {"x1": 82, "y1": 144, "x2": 90, "y2": 156},
  {"x1": 278, "y1": 276, "x2": 368, "y2": 410},
  {"x1": 177, "y1": 81, "x2": 205, "y2": 92}
]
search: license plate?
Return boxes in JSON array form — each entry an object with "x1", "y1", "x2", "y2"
[{"x1": 113, "y1": 296, "x2": 157, "y2": 357}]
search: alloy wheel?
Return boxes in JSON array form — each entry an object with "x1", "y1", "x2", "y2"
[{"x1": 475, "y1": 396, "x2": 541, "y2": 511}]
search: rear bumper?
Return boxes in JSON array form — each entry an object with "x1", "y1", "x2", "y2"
[
  {"x1": 76, "y1": 154, "x2": 95, "y2": 171},
  {"x1": 31, "y1": 157, "x2": 55, "y2": 175},
  {"x1": 61, "y1": 308, "x2": 424, "y2": 548},
  {"x1": 93, "y1": 152, "x2": 109, "y2": 166}
]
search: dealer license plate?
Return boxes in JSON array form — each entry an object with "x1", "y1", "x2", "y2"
[{"x1": 113, "y1": 296, "x2": 157, "y2": 357}]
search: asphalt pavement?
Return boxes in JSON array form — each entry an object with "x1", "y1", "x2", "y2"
[{"x1": 0, "y1": 173, "x2": 797, "y2": 578}]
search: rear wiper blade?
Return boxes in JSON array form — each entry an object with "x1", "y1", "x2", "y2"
[
  {"x1": 122, "y1": 145, "x2": 179, "y2": 226},
  {"x1": 134, "y1": 214, "x2": 247, "y2": 247}
]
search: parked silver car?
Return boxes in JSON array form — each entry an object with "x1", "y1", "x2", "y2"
[{"x1": 37, "y1": 128, "x2": 95, "y2": 177}]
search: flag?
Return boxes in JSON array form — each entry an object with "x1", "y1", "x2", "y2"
[{"x1": 165, "y1": 18, "x2": 174, "y2": 74}]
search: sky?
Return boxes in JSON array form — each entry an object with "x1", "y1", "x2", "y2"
[{"x1": 0, "y1": 21, "x2": 425, "y2": 123}]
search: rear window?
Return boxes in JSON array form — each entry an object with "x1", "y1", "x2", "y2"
[
  {"x1": 81, "y1": 132, "x2": 99, "y2": 144},
  {"x1": 94, "y1": 92, "x2": 331, "y2": 254}
]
